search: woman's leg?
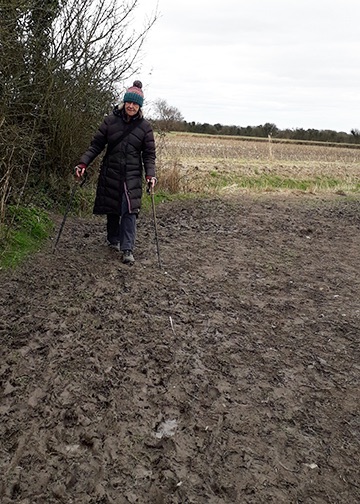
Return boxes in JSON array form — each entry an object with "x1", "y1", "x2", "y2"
[
  {"x1": 119, "y1": 195, "x2": 136, "y2": 252},
  {"x1": 106, "y1": 214, "x2": 120, "y2": 245}
]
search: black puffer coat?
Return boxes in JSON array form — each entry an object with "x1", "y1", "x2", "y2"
[{"x1": 80, "y1": 106, "x2": 156, "y2": 215}]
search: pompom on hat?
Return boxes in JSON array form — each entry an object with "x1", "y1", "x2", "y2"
[{"x1": 123, "y1": 80, "x2": 144, "y2": 107}]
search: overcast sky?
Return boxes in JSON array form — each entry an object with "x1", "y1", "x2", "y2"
[{"x1": 134, "y1": 0, "x2": 360, "y2": 133}]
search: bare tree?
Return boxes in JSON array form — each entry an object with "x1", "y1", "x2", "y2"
[
  {"x1": 52, "y1": 0, "x2": 155, "y2": 94},
  {"x1": 151, "y1": 98, "x2": 184, "y2": 132}
]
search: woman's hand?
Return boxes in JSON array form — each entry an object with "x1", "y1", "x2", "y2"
[
  {"x1": 74, "y1": 163, "x2": 87, "y2": 179},
  {"x1": 146, "y1": 176, "x2": 157, "y2": 189}
]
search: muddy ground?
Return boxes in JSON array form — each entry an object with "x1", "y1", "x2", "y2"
[{"x1": 1, "y1": 193, "x2": 359, "y2": 504}]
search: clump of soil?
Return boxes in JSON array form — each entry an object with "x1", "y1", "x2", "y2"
[{"x1": 1, "y1": 193, "x2": 359, "y2": 503}]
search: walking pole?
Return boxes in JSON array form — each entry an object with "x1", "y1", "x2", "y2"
[
  {"x1": 148, "y1": 185, "x2": 162, "y2": 269},
  {"x1": 53, "y1": 173, "x2": 87, "y2": 253}
]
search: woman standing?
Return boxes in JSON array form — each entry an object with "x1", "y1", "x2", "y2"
[{"x1": 75, "y1": 81, "x2": 156, "y2": 265}]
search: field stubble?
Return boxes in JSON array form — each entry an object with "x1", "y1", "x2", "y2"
[{"x1": 157, "y1": 133, "x2": 360, "y2": 194}]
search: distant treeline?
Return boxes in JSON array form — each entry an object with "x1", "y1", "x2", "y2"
[{"x1": 154, "y1": 119, "x2": 360, "y2": 145}]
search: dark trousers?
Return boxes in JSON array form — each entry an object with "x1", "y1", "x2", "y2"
[{"x1": 107, "y1": 194, "x2": 136, "y2": 251}]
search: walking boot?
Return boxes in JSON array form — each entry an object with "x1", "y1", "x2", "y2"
[{"x1": 122, "y1": 250, "x2": 135, "y2": 264}]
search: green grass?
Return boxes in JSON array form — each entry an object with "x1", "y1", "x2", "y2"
[
  {"x1": 141, "y1": 190, "x2": 170, "y2": 210},
  {"x1": 71, "y1": 184, "x2": 97, "y2": 216},
  {"x1": 141, "y1": 188, "x2": 197, "y2": 211},
  {"x1": 0, "y1": 205, "x2": 53, "y2": 269},
  {"x1": 206, "y1": 173, "x2": 359, "y2": 192}
]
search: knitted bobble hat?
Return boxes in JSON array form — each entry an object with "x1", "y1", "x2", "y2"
[{"x1": 123, "y1": 80, "x2": 144, "y2": 107}]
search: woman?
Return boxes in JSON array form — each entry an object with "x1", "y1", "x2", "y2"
[{"x1": 75, "y1": 80, "x2": 156, "y2": 265}]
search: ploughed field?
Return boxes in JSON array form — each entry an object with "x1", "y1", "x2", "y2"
[{"x1": 160, "y1": 133, "x2": 360, "y2": 194}]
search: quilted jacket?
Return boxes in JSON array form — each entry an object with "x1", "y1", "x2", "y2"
[{"x1": 80, "y1": 106, "x2": 156, "y2": 215}]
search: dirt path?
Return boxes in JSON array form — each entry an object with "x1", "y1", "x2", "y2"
[{"x1": 1, "y1": 194, "x2": 359, "y2": 503}]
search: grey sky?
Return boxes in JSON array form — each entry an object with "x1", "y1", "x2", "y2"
[{"x1": 136, "y1": 0, "x2": 360, "y2": 132}]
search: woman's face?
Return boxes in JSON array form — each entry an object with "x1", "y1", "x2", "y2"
[{"x1": 125, "y1": 101, "x2": 140, "y2": 117}]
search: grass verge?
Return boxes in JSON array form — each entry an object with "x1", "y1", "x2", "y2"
[{"x1": 0, "y1": 205, "x2": 53, "y2": 269}]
